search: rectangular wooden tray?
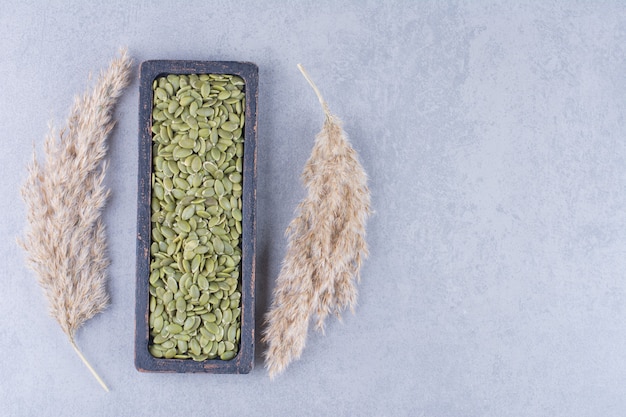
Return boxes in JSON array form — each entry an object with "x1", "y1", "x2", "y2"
[{"x1": 135, "y1": 60, "x2": 257, "y2": 373}]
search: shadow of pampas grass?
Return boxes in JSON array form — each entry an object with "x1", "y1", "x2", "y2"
[{"x1": 18, "y1": 48, "x2": 132, "y2": 391}]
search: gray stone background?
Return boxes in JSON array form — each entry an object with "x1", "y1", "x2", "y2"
[{"x1": 1, "y1": 1, "x2": 625, "y2": 416}]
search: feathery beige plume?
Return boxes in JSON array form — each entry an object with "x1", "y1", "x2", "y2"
[
  {"x1": 19, "y1": 49, "x2": 132, "y2": 391},
  {"x1": 263, "y1": 64, "x2": 371, "y2": 378}
]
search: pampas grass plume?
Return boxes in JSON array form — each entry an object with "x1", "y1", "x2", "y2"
[
  {"x1": 19, "y1": 49, "x2": 132, "y2": 391},
  {"x1": 263, "y1": 64, "x2": 371, "y2": 378}
]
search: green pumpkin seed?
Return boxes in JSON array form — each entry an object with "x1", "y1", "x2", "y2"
[
  {"x1": 183, "y1": 316, "x2": 195, "y2": 331},
  {"x1": 212, "y1": 237, "x2": 225, "y2": 254},
  {"x1": 180, "y1": 96, "x2": 195, "y2": 106},
  {"x1": 154, "y1": 303, "x2": 165, "y2": 317},
  {"x1": 190, "y1": 254, "x2": 201, "y2": 272},
  {"x1": 162, "y1": 290, "x2": 174, "y2": 305},
  {"x1": 189, "y1": 338, "x2": 201, "y2": 356},
  {"x1": 220, "y1": 350, "x2": 236, "y2": 360},
  {"x1": 205, "y1": 321, "x2": 220, "y2": 335},
  {"x1": 167, "y1": 100, "x2": 179, "y2": 114},
  {"x1": 214, "y1": 308, "x2": 223, "y2": 324},
  {"x1": 231, "y1": 207, "x2": 242, "y2": 221},
  {"x1": 176, "y1": 297, "x2": 186, "y2": 312},
  {"x1": 177, "y1": 219, "x2": 191, "y2": 233},
  {"x1": 189, "y1": 101, "x2": 198, "y2": 116},
  {"x1": 153, "y1": 316, "x2": 164, "y2": 333},
  {"x1": 201, "y1": 82, "x2": 211, "y2": 98},
  {"x1": 198, "y1": 275, "x2": 209, "y2": 291},
  {"x1": 221, "y1": 121, "x2": 238, "y2": 132},
  {"x1": 149, "y1": 345, "x2": 164, "y2": 358},
  {"x1": 210, "y1": 147, "x2": 222, "y2": 161},
  {"x1": 227, "y1": 324, "x2": 237, "y2": 342},
  {"x1": 155, "y1": 87, "x2": 168, "y2": 101},
  {"x1": 189, "y1": 284, "x2": 200, "y2": 299},
  {"x1": 190, "y1": 353, "x2": 208, "y2": 361},
  {"x1": 217, "y1": 90, "x2": 231, "y2": 100},
  {"x1": 214, "y1": 179, "x2": 225, "y2": 196},
  {"x1": 217, "y1": 128, "x2": 233, "y2": 140},
  {"x1": 166, "y1": 276, "x2": 178, "y2": 292},
  {"x1": 186, "y1": 116, "x2": 198, "y2": 129},
  {"x1": 210, "y1": 225, "x2": 227, "y2": 236},
  {"x1": 181, "y1": 205, "x2": 195, "y2": 220},
  {"x1": 208, "y1": 341, "x2": 219, "y2": 357},
  {"x1": 195, "y1": 245, "x2": 209, "y2": 254},
  {"x1": 176, "y1": 339, "x2": 188, "y2": 353},
  {"x1": 200, "y1": 336, "x2": 210, "y2": 349},
  {"x1": 166, "y1": 323, "x2": 183, "y2": 334},
  {"x1": 199, "y1": 324, "x2": 213, "y2": 338},
  {"x1": 222, "y1": 308, "x2": 233, "y2": 324},
  {"x1": 228, "y1": 172, "x2": 242, "y2": 184},
  {"x1": 173, "y1": 146, "x2": 193, "y2": 159},
  {"x1": 196, "y1": 210, "x2": 211, "y2": 219},
  {"x1": 179, "y1": 138, "x2": 195, "y2": 149},
  {"x1": 199, "y1": 292, "x2": 210, "y2": 305},
  {"x1": 150, "y1": 73, "x2": 245, "y2": 360},
  {"x1": 191, "y1": 155, "x2": 202, "y2": 172}
]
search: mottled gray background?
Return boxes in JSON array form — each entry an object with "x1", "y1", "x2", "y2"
[{"x1": 1, "y1": 1, "x2": 626, "y2": 416}]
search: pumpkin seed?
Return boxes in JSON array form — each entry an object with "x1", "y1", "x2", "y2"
[
  {"x1": 153, "y1": 316, "x2": 164, "y2": 333},
  {"x1": 227, "y1": 324, "x2": 237, "y2": 342},
  {"x1": 201, "y1": 82, "x2": 211, "y2": 98},
  {"x1": 199, "y1": 292, "x2": 210, "y2": 305},
  {"x1": 198, "y1": 275, "x2": 209, "y2": 291},
  {"x1": 149, "y1": 73, "x2": 246, "y2": 361},
  {"x1": 176, "y1": 297, "x2": 186, "y2": 312},
  {"x1": 214, "y1": 180, "x2": 225, "y2": 196},
  {"x1": 189, "y1": 338, "x2": 201, "y2": 356},
  {"x1": 187, "y1": 116, "x2": 198, "y2": 129},
  {"x1": 231, "y1": 207, "x2": 242, "y2": 221},
  {"x1": 180, "y1": 96, "x2": 195, "y2": 106},
  {"x1": 208, "y1": 341, "x2": 219, "y2": 357},
  {"x1": 181, "y1": 205, "x2": 195, "y2": 220},
  {"x1": 221, "y1": 121, "x2": 238, "y2": 132},
  {"x1": 149, "y1": 345, "x2": 164, "y2": 358},
  {"x1": 179, "y1": 138, "x2": 195, "y2": 149},
  {"x1": 228, "y1": 172, "x2": 242, "y2": 184},
  {"x1": 220, "y1": 350, "x2": 236, "y2": 360},
  {"x1": 205, "y1": 322, "x2": 220, "y2": 335},
  {"x1": 190, "y1": 353, "x2": 209, "y2": 361},
  {"x1": 164, "y1": 348, "x2": 177, "y2": 359},
  {"x1": 222, "y1": 308, "x2": 233, "y2": 324},
  {"x1": 166, "y1": 323, "x2": 183, "y2": 334},
  {"x1": 189, "y1": 284, "x2": 200, "y2": 299},
  {"x1": 166, "y1": 276, "x2": 178, "y2": 292}
]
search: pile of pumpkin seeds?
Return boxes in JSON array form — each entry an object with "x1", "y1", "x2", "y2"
[{"x1": 148, "y1": 73, "x2": 245, "y2": 361}]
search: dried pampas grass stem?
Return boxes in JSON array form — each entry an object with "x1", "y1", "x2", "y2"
[
  {"x1": 263, "y1": 64, "x2": 371, "y2": 378},
  {"x1": 19, "y1": 49, "x2": 132, "y2": 391}
]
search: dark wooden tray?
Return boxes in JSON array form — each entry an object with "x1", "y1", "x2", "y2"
[{"x1": 135, "y1": 60, "x2": 258, "y2": 373}]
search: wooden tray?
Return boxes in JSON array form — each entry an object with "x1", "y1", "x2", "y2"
[{"x1": 135, "y1": 60, "x2": 258, "y2": 373}]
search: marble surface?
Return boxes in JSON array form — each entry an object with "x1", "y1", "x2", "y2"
[{"x1": 1, "y1": 1, "x2": 626, "y2": 416}]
